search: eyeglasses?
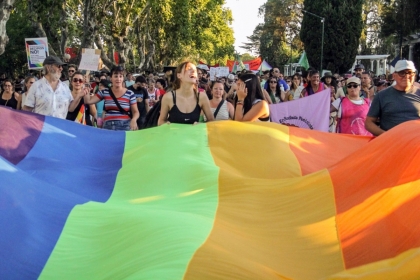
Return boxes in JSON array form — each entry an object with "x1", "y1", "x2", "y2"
[
  {"x1": 346, "y1": 84, "x2": 359, "y2": 89},
  {"x1": 286, "y1": 80, "x2": 291, "y2": 83},
  {"x1": 396, "y1": 71, "x2": 415, "y2": 78},
  {"x1": 3, "y1": 85, "x2": 12, "y2": 87},
  {"x1": 72, "y1": 78, "x2": 84, "y2": 83}
]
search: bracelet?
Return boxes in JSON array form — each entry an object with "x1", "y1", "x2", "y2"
[{"x1": 236, "y1": 100, "x2": 244, "y2": 105}]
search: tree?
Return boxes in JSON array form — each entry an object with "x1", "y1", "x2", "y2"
[
  {"x1": 256, "y1": 0, "x2": 304, "y2": 68},
  {"x1": 0, "y1": 0, "x2": 16, "y2": 55},
  {"x1": 300, "y1": 0, "x2": 364, "y2": 73},
  {"x1": 0, "y1": 0, "x2": 234, "y2": 74},
  {"x1": 0, "y1": 1, "x2": 37, "y2": 76},
  {"x1": 381, "y1": 0, "x2": 420, "y2": 57}
]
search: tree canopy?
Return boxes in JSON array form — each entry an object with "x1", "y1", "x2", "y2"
[{"x1": 0, "y1": 0, "x2": 234, "y2": 75}]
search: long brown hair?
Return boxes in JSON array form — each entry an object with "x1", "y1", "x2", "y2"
[{"x1": 173, "y1": 61, "x2": 198, "y2": 94}]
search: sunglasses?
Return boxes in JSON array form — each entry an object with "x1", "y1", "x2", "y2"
[
  {"x1": 396, "y1": 71, "x2": 415, "y2": 78},
  {"x1": 269, "y1": 81, "x2": 277, "y2": 84},
  {"x1": 286, "y1": 80, "x2": 292, "y2": 83},
  {"x1": 346, "y1": 84, "x2": 359, "y2": 89},
  {"x1": 68, "y1": 70, "x2": 75, "y2": 73},
  {"x1": 72, "y1": 78, "x2": 84, "y2": 83}
]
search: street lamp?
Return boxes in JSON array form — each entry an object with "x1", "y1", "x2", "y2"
[{"x1": 302, "y1": 10, "x2": 325, "y2": 73}]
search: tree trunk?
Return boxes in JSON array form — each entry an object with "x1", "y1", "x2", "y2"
[
  {"x1": 0, "y1": 0, "x2": 15, "y2": 55},
  {"x1": 28, "y1": 0, "x2": 57, "y2": 55},
  {"x1": 59, "y1": 0, "x2": 68, "y2": 57},
  {"x1": 94, "y1": 34, "x2": 115, "y2": 69}
]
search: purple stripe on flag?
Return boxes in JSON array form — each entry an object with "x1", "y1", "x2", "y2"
[{"x1": 0, "y1": 106, "x2": 45, "y2": 165}]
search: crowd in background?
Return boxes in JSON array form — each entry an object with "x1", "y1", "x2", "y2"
[{"x1": 1, "y1": 56, "x2": 419, "y2": 137}]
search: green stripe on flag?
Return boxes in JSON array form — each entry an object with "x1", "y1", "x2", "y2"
[{"x1": 40, "y1": 124, "x2": 220, "y2": 279}]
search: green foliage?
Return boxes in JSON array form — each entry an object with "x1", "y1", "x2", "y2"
[
  {"x1": 0, "y1": 0, "x2": 234, "y2": 73},
  {"x1": 255, "y1": 0, "x2": 304, "y2": 68},
  {"x1": 0, "y1": 4, "x2": 37, "y2": 77},
  {"x1": 300, "y1": 0, "x2": 364, "y2": 73}
]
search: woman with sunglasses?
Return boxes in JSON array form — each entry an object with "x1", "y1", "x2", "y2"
[
  {"x1": 66, "y1": 72, "x2": 97, "y2": 126},
  {"x1": 158, "y1": 61, "x2": 214, "y2": 125},
  {"x1": 84, "y1": 66, "x2": 139, "y2": 131},
  {"x1": 263, "y1": 77, "x2": 285, "y2": 104},
  {"x1": 0, "y1": 79, "x2": 20, "y2": 109},
  {"x1": 234, "y1": 73, "x2": 270, "y2": 122},
  {"x1": 330, "y1": 77, "x2": 372, "y2": 135}
]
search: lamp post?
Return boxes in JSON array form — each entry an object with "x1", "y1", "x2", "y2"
[{"x1": 302, "y1": 10, "x2": 325, "y2": 73}]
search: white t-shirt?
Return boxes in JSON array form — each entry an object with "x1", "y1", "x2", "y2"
[
  {"x1": 332, "y1": 97, "x2": 365, "y2": 118},
  {"x1": 24, "y1": 77, "x2": 73, "y2": 119}
]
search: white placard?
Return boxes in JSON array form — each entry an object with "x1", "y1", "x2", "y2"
[
  {"x1": 79, "y1": 48, "x2": 101, "y2": 71},
  {"x1": 210, "y1": 67, "x2": 218, "y2": 81},
  {"x1": 218, "y1": 67, "x2": 230, "y2": 77}
]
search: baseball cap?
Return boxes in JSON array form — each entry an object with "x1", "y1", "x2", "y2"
[
  {"x1": 43, "y1": 56, "x2": 67, "y2": 66},
  {"x1": 394, "y1": 60, "x2": 416, "y2": 72},
  {"x1": 354, "y1": 64, "x2": 365, "y2": 70},
  {"x1": 346, "y1": 77, "x2": 361, "y2": 85}
]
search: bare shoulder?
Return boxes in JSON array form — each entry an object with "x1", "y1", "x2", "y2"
[{"x1": 198, "y1": 91, "x2": 209, "y2": 100}]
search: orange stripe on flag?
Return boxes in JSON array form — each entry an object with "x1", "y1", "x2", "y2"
[
  {"x1": 184, "y1": 122, "x2": 345, "y2": 279},
  {"x1": 330, "y1": 121, "x2": 420, "y2": 269}
]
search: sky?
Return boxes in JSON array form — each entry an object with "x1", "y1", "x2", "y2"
[{"x1": 223, "y1": 0, "x2": 266, "y2": 54}]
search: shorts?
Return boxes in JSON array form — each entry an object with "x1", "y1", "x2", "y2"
[{"x1": 103, "y1": 119, "x2": 131, "y2": 131}]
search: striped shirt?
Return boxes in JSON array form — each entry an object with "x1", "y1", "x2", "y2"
[
  {"x1": 96, "y1": 88, "x2": 136, "y2": 121},
  {"x1": 204, "y1": 100, "x2": 230, "y2": 121}
]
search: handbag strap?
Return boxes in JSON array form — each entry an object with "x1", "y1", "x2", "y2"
[
  {"x1": 213, "y1": 100, "x2": 225, "y2": 118},
  {"x1": 108, "y1": 89, "x2": 130, "y2": 116}
]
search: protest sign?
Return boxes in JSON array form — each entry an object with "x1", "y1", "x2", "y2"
[
  {"x1": 25, "y1": 38, "x2": 49, "y2": 69},
  {"x1": 269, "y1": 88, "x2": 331, "y2": 132},
  {"x1": 79, "y1": 49, "x2": 101, "y2": 71}
]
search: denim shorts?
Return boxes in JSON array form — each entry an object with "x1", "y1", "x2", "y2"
[{"x1": 103, "y1": 120, "x2": 131, "y2": 131}]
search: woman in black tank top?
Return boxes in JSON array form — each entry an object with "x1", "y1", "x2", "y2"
[
  {"x1": 158, "y1": 62, "x2": 214, "y2": 125},
  {"x1": 234, "y1": 73, "x2": 270, "y2": 122}
]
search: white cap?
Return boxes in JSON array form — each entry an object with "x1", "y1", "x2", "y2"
[
  {"x1": 227, "y1": 74, "x2": 235, "y2": 80},
  {"x1": 394, "y1": 60, "x2": 416, "y2": 72},
  {"x1": 346, "y1": 77, "x2": 361, "y2": 85}
]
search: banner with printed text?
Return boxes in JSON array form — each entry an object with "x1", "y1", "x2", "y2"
[
  {"x1": 25, "y1": 38, "x2": 49, "y2": 69},
  {"x1": 269, "y1": 88, "x2": 331, "y2": 132}
]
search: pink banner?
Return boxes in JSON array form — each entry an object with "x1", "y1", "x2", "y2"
[{"x1": 269, "y1": 89, "x2": 331, "y2": 132}]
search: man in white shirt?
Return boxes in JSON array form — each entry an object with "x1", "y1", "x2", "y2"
[{"x1": 23, "y1": 56, "x2": 84, "y2": 119}]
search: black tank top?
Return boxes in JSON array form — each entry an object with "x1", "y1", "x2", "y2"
[
  {"x1": 168, "y1": 91, "x2": 201, "y2": 124},
  {"x1": 0, "y1": 91, "x2": 18, "y2": 109}
]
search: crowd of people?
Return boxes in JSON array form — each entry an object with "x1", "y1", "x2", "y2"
[{"x1": 1, "y1": 55, "x2": 419, "y2": 137}]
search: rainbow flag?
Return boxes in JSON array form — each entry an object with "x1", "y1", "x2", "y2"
[
  {"x1": 74, "y1": 104, "x2": 86, "y2": 124},
  {"x1": 1, "y1": 106, "x2": 420, "y2": 279}
]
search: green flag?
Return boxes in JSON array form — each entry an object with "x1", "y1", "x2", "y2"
[{"x1": 299, "y1": 51, "x2": 310, "y2": 70}]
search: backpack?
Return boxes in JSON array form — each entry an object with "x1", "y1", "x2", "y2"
[{"x1": 143, "y1": 100, "x2": 161, "y2": 129}]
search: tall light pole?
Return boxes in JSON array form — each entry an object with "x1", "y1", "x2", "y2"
[{"x1": 302, "y1": 10, "x2": 325, "y2": 73}]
